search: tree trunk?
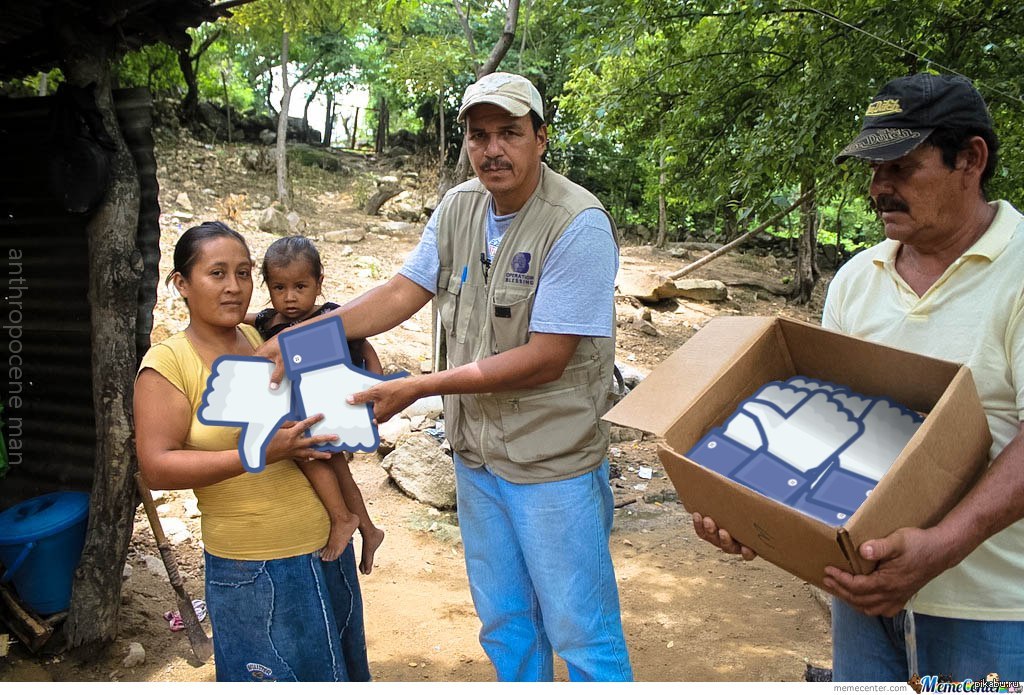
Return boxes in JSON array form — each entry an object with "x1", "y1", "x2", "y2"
[
  {"x1": 722, "y1": 204, "x2": 739, "y2": 242},
  {"x1": 790, "y1": 176, "x2": 820, "y2": 304},
  {"x1": 221, "y1": 71, "x2": 232, "y2": 143},
  {"x1": 656, "y1": 149, "x2": 667, "y2": 248},
  {"x1": 177, "y1": 46, "x2": 199, "y2": 123},
  {"x1": 351, "y1": 107, "x2": 360, "y2": 150},
  {"x1": 275, "y1": 30, "x2": 292, "y2": 207},
  {"x1": 265, "y1": 75, "x2": 275, "y2": 117},
  {"x1": 375, "y1": 96, "x2": 388, "y2": 154},
  {"x1": 303, "y1": 83, "x2": 321, "y2": 144},
  {"x1": 58, "y1": 22, "x2": 142, "y2": 652},
  {"x1": 323, "y1": 94, "x2": 334, "y2": 146},
  {"x1": 438, "y1": 90, "x2": 446, "y2": 165},
  {"x1": 833, "y1": 188, "x2": 848, "y2": 269}
]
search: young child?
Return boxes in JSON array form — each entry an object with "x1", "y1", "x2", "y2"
[{"x1": 246, "y1": 235, "x2": 385, "y2": 574}]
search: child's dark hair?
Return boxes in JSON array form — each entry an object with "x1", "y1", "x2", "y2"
[
  {"x1": 166, "y1": 221, "x2": 249, "y2": 285},
  {"x1": 261, "y1": 235, "x2": 323, "y2": 284}
]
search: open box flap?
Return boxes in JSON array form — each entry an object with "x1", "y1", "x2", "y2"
[{"x1": 604, "y1": 316, "x2": 776, "y2": 437}]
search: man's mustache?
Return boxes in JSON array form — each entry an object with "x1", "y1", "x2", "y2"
[
  {"x1": 872, "y1": 195, "x2": 910, "y2": 214},
  {"x1": 481, "y1": 158, "x2": 512, "y2": 172}
]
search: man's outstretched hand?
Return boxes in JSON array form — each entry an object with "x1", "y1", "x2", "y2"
[{"x1": 256, "y1": 335, "x2": 286, "y2": 389}]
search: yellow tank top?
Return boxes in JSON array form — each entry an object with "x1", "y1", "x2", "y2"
[{"x1": 137, "y1": 326, "x2": 329, "y2": 560}]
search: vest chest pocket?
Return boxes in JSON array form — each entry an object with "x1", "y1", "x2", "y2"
[
  {"x1": 436, "y1": 267, "x2": 458, "y2": 332},
  {"x1": 491, "y1": 288, "x2": 533, "y2": 354},
  {"x1": 437, "y1": 269, "x2": 479, "y2": 344}
]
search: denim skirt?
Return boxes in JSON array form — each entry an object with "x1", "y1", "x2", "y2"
[{"x1": 204, "y1": 544, "x2": 369, "y2": 681}]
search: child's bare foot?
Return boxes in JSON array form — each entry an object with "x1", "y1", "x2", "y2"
[
  {"x1": 320, "y1": 514, "x2": 360, "y2": 562},
  {"x1": 358, "y1": 525, "x2": 385, "y2": 574}
]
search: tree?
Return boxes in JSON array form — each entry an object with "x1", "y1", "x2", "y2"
[
  {"x1": 232, "y1": 1, "x2": 368, "y2": 207},
  {"x1": 55, "y1": 16, "x2": 143, "y2": 652},
  {"x1": 556, "y1": 0, "x2": 1024, "y2": 301}
]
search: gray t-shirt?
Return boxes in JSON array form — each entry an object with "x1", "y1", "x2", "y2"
[{"x1": 400, "y1": 205, "x2": 617, "y2": 337}]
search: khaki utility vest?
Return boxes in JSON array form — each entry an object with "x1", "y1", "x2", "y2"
[{"x1": 435, "y1": 163, "x2": 619, "y2": 483}]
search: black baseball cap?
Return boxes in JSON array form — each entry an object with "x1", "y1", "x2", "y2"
[{"x1": 835, "y1": 73, "x2": 992, "y2": 163}]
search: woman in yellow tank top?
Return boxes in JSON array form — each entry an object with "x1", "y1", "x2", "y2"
[{"x1": 134, "y1": 222, "x2": 370, "y2": 681}]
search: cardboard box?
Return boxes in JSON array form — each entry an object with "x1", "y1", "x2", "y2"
[{"x1": 605, "y1": 316, "x2": 991, "y2": 589}]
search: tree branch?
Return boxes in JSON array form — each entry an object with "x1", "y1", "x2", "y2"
[
  {"x1": 452, "y1": 0, "x2": 479, "y2": 73},
  {"x1": 478, "y1": 0, "x2": 521, "y2": 76}
]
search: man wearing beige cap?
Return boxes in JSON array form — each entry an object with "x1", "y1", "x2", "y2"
[
  {"x1": 693, "y1": 73, "x2": 1024, "y2": 681},
  {"x1": 260, "y1": 72, "x2": 633, "y2": 681}
]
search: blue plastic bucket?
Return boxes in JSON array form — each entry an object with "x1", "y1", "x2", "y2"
[{"x1": 0, "y1": 491, "x2": 90, "y2": 614}]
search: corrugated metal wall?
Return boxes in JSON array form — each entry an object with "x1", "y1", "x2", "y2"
[{"x1": 0, "y1": 87, "x2": 160, "y2": 508}]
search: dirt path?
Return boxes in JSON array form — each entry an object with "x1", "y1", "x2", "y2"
[{"x1": 1, "y1": 137, "x2": 833, "y2": 682}]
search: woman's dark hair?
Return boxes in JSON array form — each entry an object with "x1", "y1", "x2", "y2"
[
  {"x1": 260, "y1": 236, "x2": 323, "y2": 285},
  {"x1": 165, "y1": 220, "x2": 250, "y2": 285},
  {"x1": 925, "y1": 126, "x2": 1000, "y2": 195}
]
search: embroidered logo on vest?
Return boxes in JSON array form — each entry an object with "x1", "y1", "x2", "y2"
[{"x1": 505, "y1": 252, "x2": 535, "y2": 286}]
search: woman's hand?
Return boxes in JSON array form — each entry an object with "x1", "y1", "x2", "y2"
[{"x1": 265, "y1": 413, "x2": 338, "y2": 463}]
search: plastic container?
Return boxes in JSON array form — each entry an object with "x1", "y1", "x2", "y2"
[{"x1": 0, "y1": 491, "x2": 90, "y2": 614}]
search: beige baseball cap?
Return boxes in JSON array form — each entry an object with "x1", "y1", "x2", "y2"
[{"x1": 457, "y1": 72, "x2": 545, "y2": 123}]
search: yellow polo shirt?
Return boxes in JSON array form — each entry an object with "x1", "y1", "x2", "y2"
[
  {"x1": 822, "y1": 200, "x2": 1024, "y2": 620},
  {"x1": 138, "y1": 327, "x2": 329, "y2": 560}
]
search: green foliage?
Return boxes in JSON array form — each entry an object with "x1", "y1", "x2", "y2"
[
  {"x1": 99, "y1": 0, "x2": 1024, "y2": 250},
  {"x1": 554, "y1": 0, "x2": 1024, "y2": 239},
  {"x1": 116, "y1": 44, "x2": 180, "y2": 93}
]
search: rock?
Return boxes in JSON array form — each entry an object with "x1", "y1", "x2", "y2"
[
  {"x1": 409, "y1": 415, "x2": 429, "y2": 430},
  {"x1": 339, "y1": 245, "x2": 354, "y2": 257},
  {"x1": 258, "y1": 206, "x2": 291, "y2": 235},
  {"x1": 161, "y1": 517, "x2": 192, "y2": 545},
  {"x1": 141, "y1": 554, "x2": 168, "y2": 579},
  {"x1": 286, "y1": 211, "x2": 305, "y2": 234},
  {"x1": 674, "y1": 241, "x2": 723, "y2": 252},
  {"x1": 175, "y1": 192, "x2": 193, "y2": 210},
  {"x1": 366, "y1": 220, "x2": 420, "y2": 235},
  {"x1": 401, "y1": 395, "x2": 444, "y2": 420},
  {"x1": 670, "y1": 279, "x2": 729, "y2": 302},
  {"x1": 615, "y1": 362, "x2": 647, "y2": 389},
  {"x1": 609, "y1": 426, "x2": 644, "y2": 443},
  {"x1": 156, "y1": 503, "x2": 170, "y2": 515},
  {"x1": 377, "y1": 417, "x2": 413, "y2": 455},
  {"x1": 636, "y1": 318, "x2": 659, "y2": 336},
  {"x1": 764, "y1": 254, "x2": 779, "y2": 268},
  {"x1": 122, "y1": 562, "x2": 133, "y2": 579},
  {"x1": 323, "y1": 229, "x2": 365, "y2": 244},
  {"x1": 259, "y1": 129, "x2": 276, "y2": 145},
  {"x1": 123, "y1": 642, "x2": 146, "y2": 668},
  {"x1": 615, "y1": 270, "x2": 677, "y2": 302},
  {"x1": 183, "y1": 498, "x2": 200, "y2": 519},
  {"x1": 381, "y1": 433, "x2": 456, "y2": 509}
]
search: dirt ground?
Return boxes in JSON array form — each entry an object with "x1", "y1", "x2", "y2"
[{"x1": 1, "y1": 133, "x2": 835, "y2": 682}]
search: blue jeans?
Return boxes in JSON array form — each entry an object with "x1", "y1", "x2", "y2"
[
  {"x1": 832, "y1": 598, "x2": 1024, "y2": 681},
  {"x1": 204, "y1": 544, "x2": 370, "y2": 682},
  {"x1": 454, "y1": 455, "x2": 633, "y2": 681}
]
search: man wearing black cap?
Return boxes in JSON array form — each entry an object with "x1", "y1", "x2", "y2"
[
  {"x1": 259, "y1": 72, "x2": 633, "y2": 681},
  {"x1": 696, "y1": 73, "x2": 1024, "y2": 680}
]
